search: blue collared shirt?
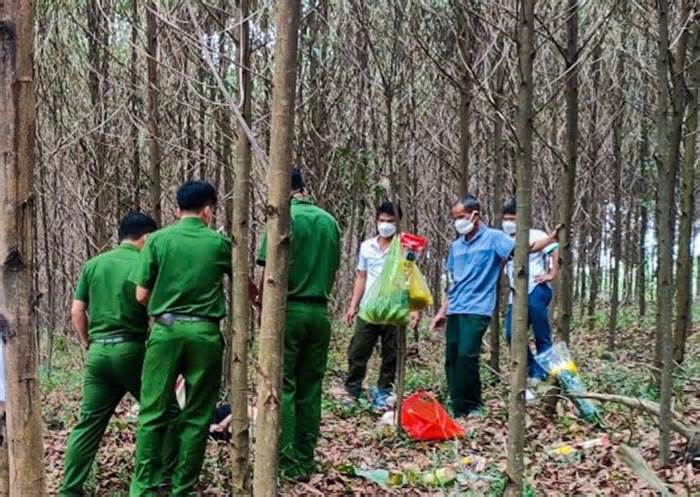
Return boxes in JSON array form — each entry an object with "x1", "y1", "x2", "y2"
[{"x1": 446, "y1": 225, "x2": 515, "y2": 317}]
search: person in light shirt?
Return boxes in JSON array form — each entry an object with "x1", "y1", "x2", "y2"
[
  {"x1": 344, "y1": 202, "x2": 420, "y2": 410},
  {"x1": 430, "y1": 194, "x2": 557, "y2": 418},
  {"x1": 501, "y1": 199, "x2": 559, "y2": 383}
]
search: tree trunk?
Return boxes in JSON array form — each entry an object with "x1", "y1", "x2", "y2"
[
  {"x1": 489, "y1": 53, "x2": 506, "y2": 373},
  {"x1": 505, "y1": 0, "x2": 534, "y2": 495},
  {"x1": 307, "y1": 0, "x2": 328, "y2": 200},
  {"x1": 457, "y1": 87, "x2": 471, "y2": 194},
  {"x1": 454, "y1": 5, "x2": 474, "y2": 195},
  {"x1": 577, "y1": 219, "x2": 587, "y2": 314},
  {"x1": 554, "y1": 0, "x2": 579, "y2": 345},
  {"x1": 637, "y1": 117, "x2": 649, "y2": 322},
  {"x1": 586, "y1": 40, "x2": 603, "y2": 329},
  {"x1": 696, "y1": 255, "x2": 700, "y2": 301},
  {"x1": 655, "y1": 0, "x2": 685, "y2": 466},
  {"x1": 87, "y1": 0, "x2": 110, "y2": 252},
  {"x1": 146, "y1": 0, "x2": 161, "y2": 224},
  {"x1": 608, "y1": 41, "x2": 625, "y2": 350},
  {"x1": 252, "y1": 1, "x2": 301, "y2": 495},
  {"x1": 0, "y1": 407, "x2": 7, "y2": 497},
  {"x1": 638, "y1": 201, "x2": 648, "y2": 319},
  {"x1": 673, "y1": 21, "x2": 700, "y2": 365},
  {"x1": 130, "y1": 0, "x2": 141, "y2": 209},
  {"x1": 0, "y1": 0, "x2": 49, "y2": 493},
  {"x1": 230, "y1": 0, "x2": 252, "y2": 493}
]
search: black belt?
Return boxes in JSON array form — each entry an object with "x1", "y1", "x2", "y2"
[
  {"x1": 155, "y1": 313, "x2": 219, "y2": 326},
  {"x1": 288, "y1": 296, "x2": 327, "y2": 305},
  {"x1": 91, "y1": 334, "x2": 144, "y2": 345}
]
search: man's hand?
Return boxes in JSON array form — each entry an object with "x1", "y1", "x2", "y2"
[
  {"x1": 430, "y1": 312, "x2": 446, "y2": 332},
  {"x1": 548, "y1": 224, "x2": 563, "y2": 243},
  {"x1": 135, "y1": 286, "x2": 151, "y2": 306},
  {"x1": 344, "y1": 306, "x2": 358, "y2": 327},
  {"x1": 534, "y1": 272, "x2": 555, "y2": 284},
  {"x1": 210, "y1": 423, "x2": 225, "y2": 433},
  {"x1": 409, "y1": 311, "x2": 421, "y2": 331}
]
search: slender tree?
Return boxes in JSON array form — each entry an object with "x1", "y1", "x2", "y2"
[
  {"x1": 146, "y1": 0, "x2": 161, "y2": 224},
  {"x1": 86, "y1": 0, "x2": 110, "y2": 252},
  {"x1": 655, "y1": 0, "x2": 683, "y2": 466},
  {"x1": 555, "y1": 0, "x2": 579, "y2": 344},
  {"x1": 0, "y1": 0, "x2": 48, "y2": 494},
  {"x1": 586, "y1": 40, "x2": 604, "y2": 330},
  {"x1": 637, "y1": 118, "x2": 649, "y2": 322},
  {"x1": 252, "y1": 0, "x2": 302, "y2": 495},
  {"x1": 489, "y1": 52, "x2": 506, "y2": 373},
  {"x1": 505, "y1": 0, "x2": 535, "y2": 495},
  {"x1": 230, "y1": 0, "x2": 253, "y2": 492},
  {"x1": 608, "y1": 32, "x2": 625, "y2": 350},
  {"x1": 129, "y1": 0, "x2": 141, "y2": 209},
  {"x1": 673, "y1": 19, "x2": 700, "y2": 364},
  {"x1": 453, "y1": 2, "x2": 475, "y2": 193},
  {"x1": 0, "y1": 410, "x2": 7, "y2": 496}
]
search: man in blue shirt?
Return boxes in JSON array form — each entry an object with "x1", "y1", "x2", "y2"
[{"x1": 431, "y1": 194, "x2": 555, "y2": 417}]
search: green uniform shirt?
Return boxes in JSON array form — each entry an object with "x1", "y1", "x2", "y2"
[
  {"x1": 74, "y1": 243, "x2": 148, "y2": 339},
  {"x1": 132, "y1": 217, "x2": 232, "y2": 319},
  {"x1": 257, "y1": 197, "x2": 341, "y2": 300}
]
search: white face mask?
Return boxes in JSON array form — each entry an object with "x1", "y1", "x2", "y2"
[
  {"x1": 377, "y1": 222, "x2": 397, "y2": 238},
  {"x1": 454, "y1": 218, "x2": 474, "y2": 236},
  {"x1": 502, "y1": 220, "x2": 516, "y2": 236}
]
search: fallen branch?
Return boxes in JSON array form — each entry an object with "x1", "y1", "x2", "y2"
[
  {"x1": 572, "y1": 391, "x2": 698, "y2": 440},
  {"x1": 615, "y1": 445, "x2": 672, "y2": 497}
]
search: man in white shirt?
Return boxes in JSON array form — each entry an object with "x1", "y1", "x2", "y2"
[
  {"x1": 344, "y1": 202, "x2": 419, "y2": 409},
  {"x1": 502, "y1": 199, "x2": 558, "y2": 381}
]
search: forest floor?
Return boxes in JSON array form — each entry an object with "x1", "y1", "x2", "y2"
[{"x1": 42, "y1": 307, "x2": 699, "y2": 496}]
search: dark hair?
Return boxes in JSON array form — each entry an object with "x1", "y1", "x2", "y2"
[
  {"x1": 118, "y1": 211, "x2": 158, "y2": 241},
  {"x1": 291, "y1": 168, "x2": 305, "y2": 192},
  {"x1": 502, "y1": 199, "x2": 516, "y2": 216},
  {"x1": 376, "y1": 201, "x2": 402, "y2": 220},
  {"x1": 455, "y1": 193, "x2": 480, "y2": 213},
  {"x1": 176, "y1": 180, "x2": 218, "y2": 211}
]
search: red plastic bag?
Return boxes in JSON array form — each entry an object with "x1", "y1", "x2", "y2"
[{"x1": 400, "y1": 392, "x2": 464, "y2": 441}]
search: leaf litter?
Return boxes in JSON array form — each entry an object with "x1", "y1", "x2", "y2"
[{"x1": 42, "y1": 319, "x2": 699, "y2": 495}]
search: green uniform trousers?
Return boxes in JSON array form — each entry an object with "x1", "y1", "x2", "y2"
[
  {"x1": 344, "y1": 318, "x2": 397, "y2": 397},
  {"x1": 280, "y1": 301, "x2": 331, "y2": 478},
  {"x1": 60, "y1": 341, "x2": 177, "y2": 497},
  {"x1": 130, "y1": 321, "x2": 223, "y2": 497},
  {"x1": 445, "y1": 314, "x2": 491, "y2": 416}
]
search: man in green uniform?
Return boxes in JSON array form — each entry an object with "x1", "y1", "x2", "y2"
[
  {"x1": 257, "y1": 168, "x2": 341, "y2": 480},
  {"x1": 129, "y1": 180, "x2": 231, "y2": 497},
  {"x1": 60, "y1": 212, "x2": 158, "y2": 497}
]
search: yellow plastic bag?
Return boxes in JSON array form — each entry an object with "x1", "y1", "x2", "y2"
[{"x1": 406, "y1": 261, "x2": 433, "y2": 311}]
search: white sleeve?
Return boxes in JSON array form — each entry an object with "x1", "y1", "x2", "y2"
[
  {"x1": 357, "y1": 243, "x2": 368, "y2": 272},
  {"x1": 530, "y1": 229, "x2": 548, "y2": 246}
]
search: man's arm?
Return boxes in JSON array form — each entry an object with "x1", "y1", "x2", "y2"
[
  {"x1": 136, "y1": 286, "x2": 151, "y2": 306},
  {"x1": 535, "y1": 249, "x2": 559, "y2": 283},
  {"x1": 71, "y1": 300, "x2": 89, "y2": 349},
  {"x1": 131, "y1": 235, "x2": 158, "y2": 306},
  {"x1": 529, "y1": 225, "x2": 562, "y2": 253},
  {"x1": 430, "y1": 299, "x2": 449, "y2": 332},
  {"x1": 345, "y1": 271, "x2": 367, "y2": 326}
]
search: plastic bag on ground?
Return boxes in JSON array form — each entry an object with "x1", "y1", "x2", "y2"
[
  {"x1": 535, "y1": 342, "x2": 600, "y2": 422},
  {"x1": 359, "y1": 237, "x2": 411, "y2": 326},
  {"x1": 400, "y1": 391, "x2": 464, "y2": 441}
]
